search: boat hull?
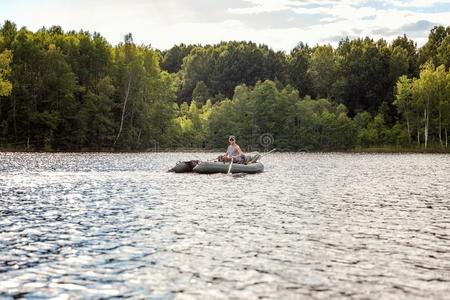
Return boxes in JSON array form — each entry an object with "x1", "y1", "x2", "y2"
[{"x1": 193, "y1": 161, "x2": 264, "y2": 174}]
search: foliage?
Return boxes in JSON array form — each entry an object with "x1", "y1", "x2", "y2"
[
  {"x1": 0, "y1": 49, "x2": 12, "y2": 96},
  {"x1": 179, "y1": 41, "x2": 287, "y2": 102},
  {"x1": 394, "y1": 63, "x2": 450, "y2": 148},
  {"x1": 1, "y1": 20, "x2": 449, "y2": 151}
]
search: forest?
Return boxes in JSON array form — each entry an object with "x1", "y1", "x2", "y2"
[{"x1": 0, "y1": 20, "x2": 450, "y2": 152}]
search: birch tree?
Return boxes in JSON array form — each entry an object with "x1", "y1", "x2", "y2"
[
  {"x1": 394, "y1": 75, "x2": 414, "y2": 144},
  {"x1": 413, "y1": 63, "x2": 437, "y2": 149}
]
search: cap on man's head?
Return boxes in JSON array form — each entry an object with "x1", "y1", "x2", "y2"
[{"x1": 229, "y1": 135, "x2": 236, "y2": 140}]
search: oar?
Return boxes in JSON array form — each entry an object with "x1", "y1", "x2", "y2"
[
  {"x1": 227, "y1": 157, "x2": 233, "y2": 174},
  {"x1": 260, "y1": 148, "x2": 277, "y2": 159}
]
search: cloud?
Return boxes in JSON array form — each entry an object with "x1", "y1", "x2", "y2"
[
  {"x1": 321, "y1": 34, "x2": 358, "y2": 43},
  {"x1": 0, "y1": 0, "x2": 449, "y2": 51},
  {"x1": 230, "y1": 10, "x2": 321, "y2": 30},
  {"x1": 393, "y1": 0, "x2": 449, "y2": 8},
  {"x1": 370, "y1": 20, "x2": 438, "y2": 41},
  {"x1": 400, "y1": 20, "x2": 439, "y2": 32},
  {"x1": 227, "y1": 0, "x2": 300, "y2": 14}
]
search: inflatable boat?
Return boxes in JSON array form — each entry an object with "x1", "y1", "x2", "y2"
[
  {"x1": 169, "y1": 154, "x2": 263, "y2": 174},
  {"x1": 194, "y1": 161, "x2": 263, "y2": 174}
]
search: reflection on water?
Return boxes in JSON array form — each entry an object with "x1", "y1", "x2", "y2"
[{"x1": 0, "y1": 152, "x2": 449, "y2": 299}]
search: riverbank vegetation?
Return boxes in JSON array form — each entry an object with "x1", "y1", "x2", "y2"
[{"x1": 0, "y1": 20, "x2": 449, "y2": 152}]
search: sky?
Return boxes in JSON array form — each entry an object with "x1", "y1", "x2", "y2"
[{"x1": 1, "y1": 0, "x2": 450, "y2": 52}]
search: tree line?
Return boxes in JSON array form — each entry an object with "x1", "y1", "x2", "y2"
[{"x1": 0, "y1": 20, "x2": 449, "y2": 151}]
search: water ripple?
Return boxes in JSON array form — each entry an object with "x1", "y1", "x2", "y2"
[{"x1": 0, "y1": 152, "x2": 449, "y2": 299}]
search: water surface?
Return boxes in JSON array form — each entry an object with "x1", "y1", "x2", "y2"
[{"x1": 1, "y1": 152, "x2": 449, "y2": 299}]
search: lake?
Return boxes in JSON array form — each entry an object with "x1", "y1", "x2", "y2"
[{"x1": 0, "y1": 152, "x2": 449, "y2": 299}]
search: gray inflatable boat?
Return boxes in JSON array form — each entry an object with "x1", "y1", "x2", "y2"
[
  {"x1": 169, "y1": 154, "x2": 263, "y2": 174},
  {"x1": 193, "y1": 161, "x2": 264, "y2": 174}
]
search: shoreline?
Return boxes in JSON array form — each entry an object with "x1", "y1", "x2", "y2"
[{"x1": 1, "y1": 146, "x2": 449, "y2": 154}]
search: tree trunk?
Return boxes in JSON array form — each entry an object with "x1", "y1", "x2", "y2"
[
  {"x1": 406, "y1": 114, "x2": 411, "y2": 144},
  {"x1": 137, "y1": 128, "x2": 142, "y2": 144},
  {"x1": 445, "y1": 128, "x2": 448, "y2": 148},
  {"x1": 424, "y1": 107, "x2": 429, "y2": 149},
  {"x1": 114, "y1": 76, "x2": 132, "y2": 145},
  {"x1": 439, "y1": 109, "x2": 442, "y2": 147},
  {"x1": 417, "y1": 128, "x2": 420, "y2": 145},
  {"x1": 13, "y1": 95, "x2": 17, "y2": 140},
  {"x1": 32, "y1": 73, "x2": 38, "y2": 112}
]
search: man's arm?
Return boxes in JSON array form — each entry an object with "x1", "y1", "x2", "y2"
[
  {"x1": 236, "y1": 145, "x2": 243, "y2": 156},
  {"x1": 223, "y1": 147, "x2": 229, "y2": 157}
]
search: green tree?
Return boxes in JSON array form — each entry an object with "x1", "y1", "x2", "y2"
[
  {"x1": 180, "y1": 41, "x2": 286, "y2": 101},
  {"x1": 308, "y1": 44, "x2": 336, "y2": 98},
  {"x1": 192, "y1": 80, "x2": 210, "y2": 105},
  {"x1": 443, "y1": 71, "x2": 450, "y2": 147},
  {"x1": 0, "y1": 49, "x2": 12, "y2": 96},
  {"x1": 394, "y1": 75, "x2": 414, "y2": 143},
  {"x1": 436, "y1": 35, "x2": 450, "y2": 69},
  {"x1": 434, "y1": 65, "x2": 448, "y2": 146},
  {"x1": 79, "y1": 76, "x2": 115, "y2": 147},
  {"x1": 112, "y1": 34, "x2": 177, "y2": 149},
  {"x1": 207, "y1": 99, "x2": 238, "y2": 148},
  {"x1": 161, "y1": 43, "x2": 194, "y2": 73},
  {"x1": 419, "y1": 26, "x2": 450, "y2": 66},
  {"x1": 333, "y1": 37, "x2": 395, "y2": 115},
  {"x1": 287, "y1": 43, "x2": 312, "y2": 97},
  {"x1": 391, "y1": 35, "x2": 419, "y2": 77},
  {"x1": 41, "y1": 44, "x2": 79, "y2": 148},
  {"x1": 412, "y1": 63, "x2": 436, "y2": 149},
  {"x1": 0, "y1": 20, "x2": 17, "y2": 49}
]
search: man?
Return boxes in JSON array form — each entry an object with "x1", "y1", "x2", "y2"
[{"x1": 218, "y1": 135, "x2": 246, "y2": 163}]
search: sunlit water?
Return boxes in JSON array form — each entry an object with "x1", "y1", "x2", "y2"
[{"x1": 1, "y1": 152, "x2": 449, "y2": 299}]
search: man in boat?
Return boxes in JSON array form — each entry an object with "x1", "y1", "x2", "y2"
[{"x1": 218, "y1": 135, "x2": 246, "y2": 163}]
